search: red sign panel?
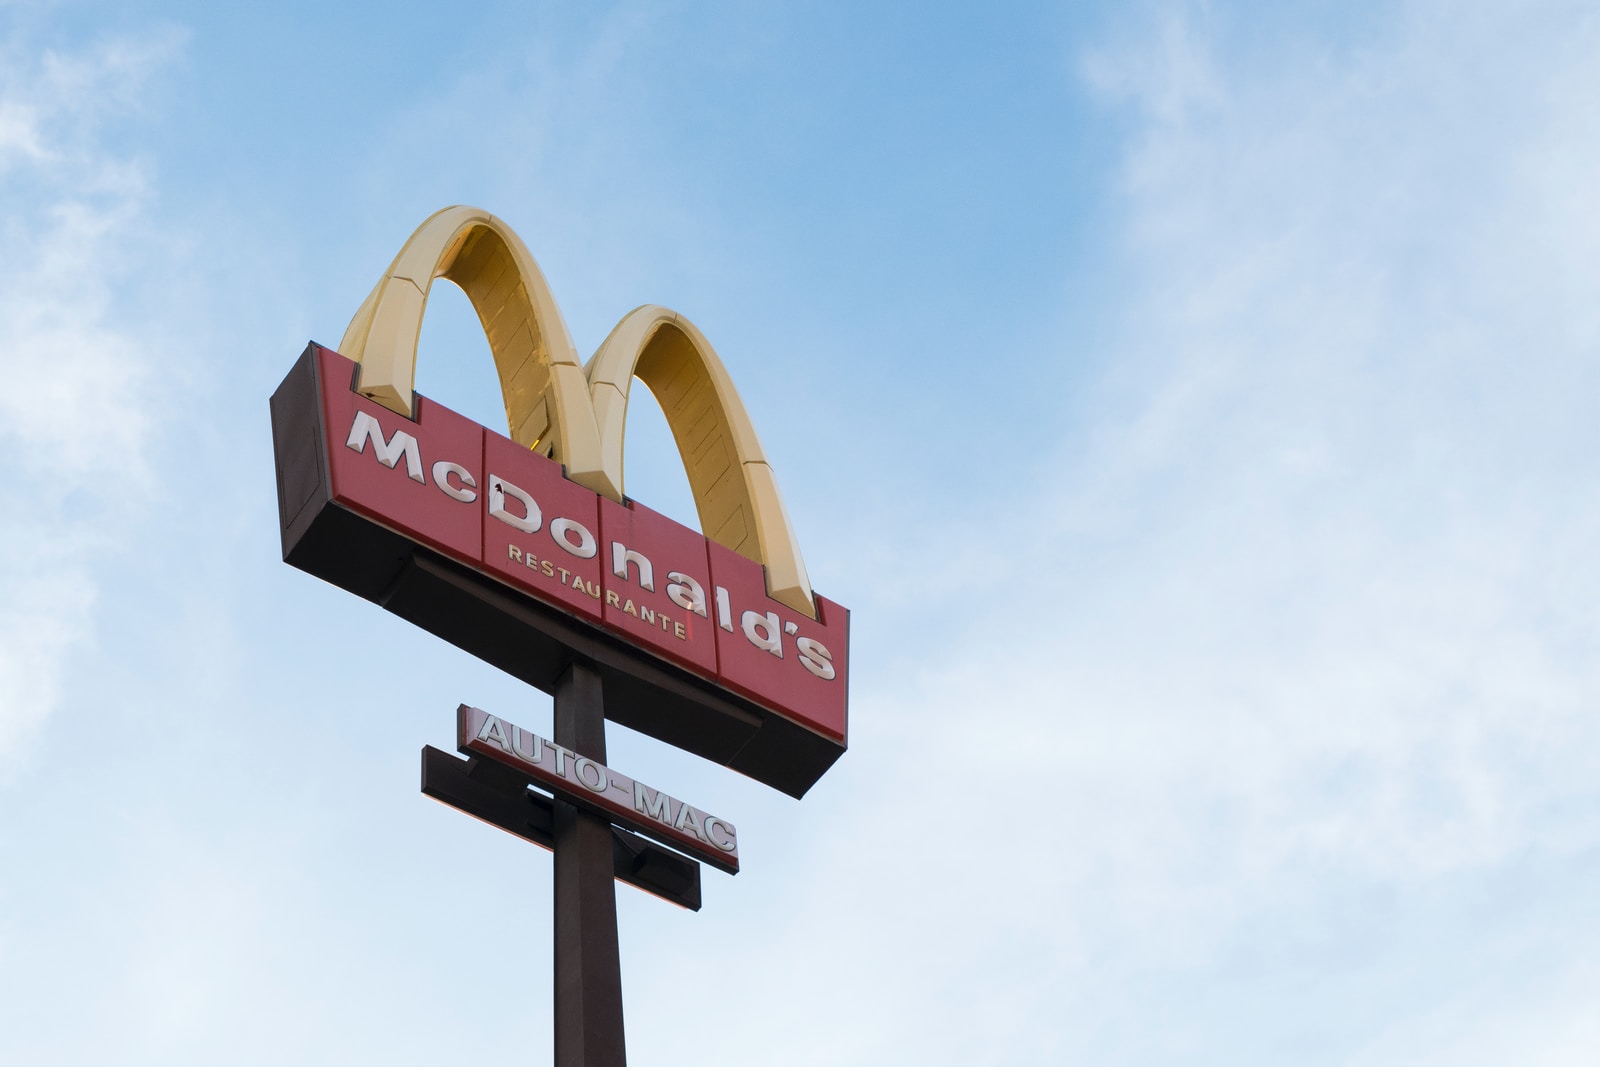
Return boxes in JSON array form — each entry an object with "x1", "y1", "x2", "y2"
[
  {"x1": 597, "y1": 496, "x2": 718, "y2": 678},
  {"x1": 481, "y1": 430, "x2": 605, "y2": 622},
  {"x1": 707, "y1": 541, "x2": 849, "y2": 745},
  {"x1": 274, "y1": 344, "x2": 849, "y2": 794},
  {"x1": 319, "y1": 348, "x2": 485, "y2": 567}
]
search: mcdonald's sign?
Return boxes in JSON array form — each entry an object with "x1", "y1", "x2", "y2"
[{"x1": 270, "y1": 207, "x2": 848, "y2": 796}]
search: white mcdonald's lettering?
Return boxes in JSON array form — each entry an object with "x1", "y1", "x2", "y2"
[
  {"x1": 488, "y1": 474, "x2": 541, "y2": 532},
  {"x1": 344, "y1": 409, "x2": 482, "y2": 504},
  {"x1": 741, "y1": 610, "x2": 783, "y2": 658},
  {"x1": 431, "y1": 461, "x2": 477, "y2": 502},
  {"x1": 342, "y1": 413, "x2": 835, "y2": 675},
  {"x1": 486, "y1": 474, "x2": 598, "y2": 560},
  {"x1": 796, "y1": 636, "x2": 836, "y2": 680},
  {"x1": 664, "y1": 571, "x2": 707, "y2": 617},
  {"x1": 345, "y1": 410, "x2": 422, "y2": 483},
  {"x1": 611, "y1": 542, "x2": 654, "y2": 591},
  {"x1": 548, "y1": 516, "x2": 597, "y2": 558}
]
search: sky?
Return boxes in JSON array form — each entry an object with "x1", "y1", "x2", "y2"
[{"x1": 2, "y1": 0, "x2": 1599, "y2": 1063}]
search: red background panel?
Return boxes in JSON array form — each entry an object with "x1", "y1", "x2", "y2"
[
  {"x1": 597, "y1": 497, "x2": 718, "y2": 679},
  {"x1": 481, "y1": 431, "x2": 604, "y2": 622},
  {"x1": 318, "y1": 347, "x2": 484, "y2": 567},
  {"x1": 706, "y1": 540, "x2": 849, "y2": 744}
]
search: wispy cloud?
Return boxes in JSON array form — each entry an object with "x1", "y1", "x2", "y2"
[
  {"x1": 1056, "y1": 0, "x2": 1600, "y2": 887},
  {"x1": 0, "y1": 28, "x2": 185, "y2": 765},
  {"x1": 714, "y1": 3, "x2": 1600, "y2": 1061}
]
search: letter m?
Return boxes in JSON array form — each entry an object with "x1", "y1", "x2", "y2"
[
  {"x1": 633, "y1": 781, "x2": 673, "y2": 823},
  {"x1": 345, "y1": 410, "x2": 423, "y2": 483}
]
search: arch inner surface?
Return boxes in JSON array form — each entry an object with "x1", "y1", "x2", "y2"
[
  {"x1": 587, "y1": 308, "x2": 815, "y2": 616},
  {"x1": 338, "y1": 206, "x2": 614, "y2": 497},
  {"x1": 337, "y1": 209, "x2": 812, "y2": 611}
]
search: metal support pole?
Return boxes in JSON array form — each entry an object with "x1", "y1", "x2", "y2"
[{"x1": 552, "y1": 661, "x2": 627, "y2": 1067}]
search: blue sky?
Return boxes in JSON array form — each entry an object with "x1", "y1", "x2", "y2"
[{"x1": 3, "y1": 1, "x2": 1599, "y2": 1063}]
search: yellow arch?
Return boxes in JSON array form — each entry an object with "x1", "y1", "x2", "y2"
[
  {"x1": 338, "y1": 206, "x2": 815, "y2": 617},
  {"x1": 337, "y1": 205, "x2": 613, "y2": 497},
  {"x1": 587, "y1": 306, "x2": 813, "y2": 616}
]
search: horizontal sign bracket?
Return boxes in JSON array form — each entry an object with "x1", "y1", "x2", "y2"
[{"x1": 420, "y1": 745, "x2": 702, "y2": 911}]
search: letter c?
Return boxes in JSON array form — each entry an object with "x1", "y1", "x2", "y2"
[
  {"x1": 704, "y1": 817, "x2": 737, "y2": 852},
  {"x1": 432, "y1": 460, "x2": 478, "y2": 502}
]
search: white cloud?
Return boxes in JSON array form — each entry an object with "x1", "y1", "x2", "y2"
[
  {"x1": 718, "y1": 2, "x2": 1600, "y2": 1061},
  {"x1": 0, "y1": 28, "x2": 184, "y2": 765},
  {"x1": 1057, "y1": 0, "x2": 1600, "y2": 867}
]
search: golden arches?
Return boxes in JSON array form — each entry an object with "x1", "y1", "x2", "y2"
[
  {"x1": 337, "y1": 206, "x2": 815, "y2": 617},
  {"x1": 588, "y1": 307, "x2": 813, "y2": 617},
  {"x1": 337, "y1": 206, "x2": 610, "y2": 497}
]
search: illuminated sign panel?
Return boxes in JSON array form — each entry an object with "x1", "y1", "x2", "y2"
[{"x1": 273, "y1": 343, "x2": 849, "y2": 796}]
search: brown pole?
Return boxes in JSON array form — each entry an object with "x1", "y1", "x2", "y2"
[{"x1": 552, "y1": 661, "x2": 627, "y2": 1066}]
